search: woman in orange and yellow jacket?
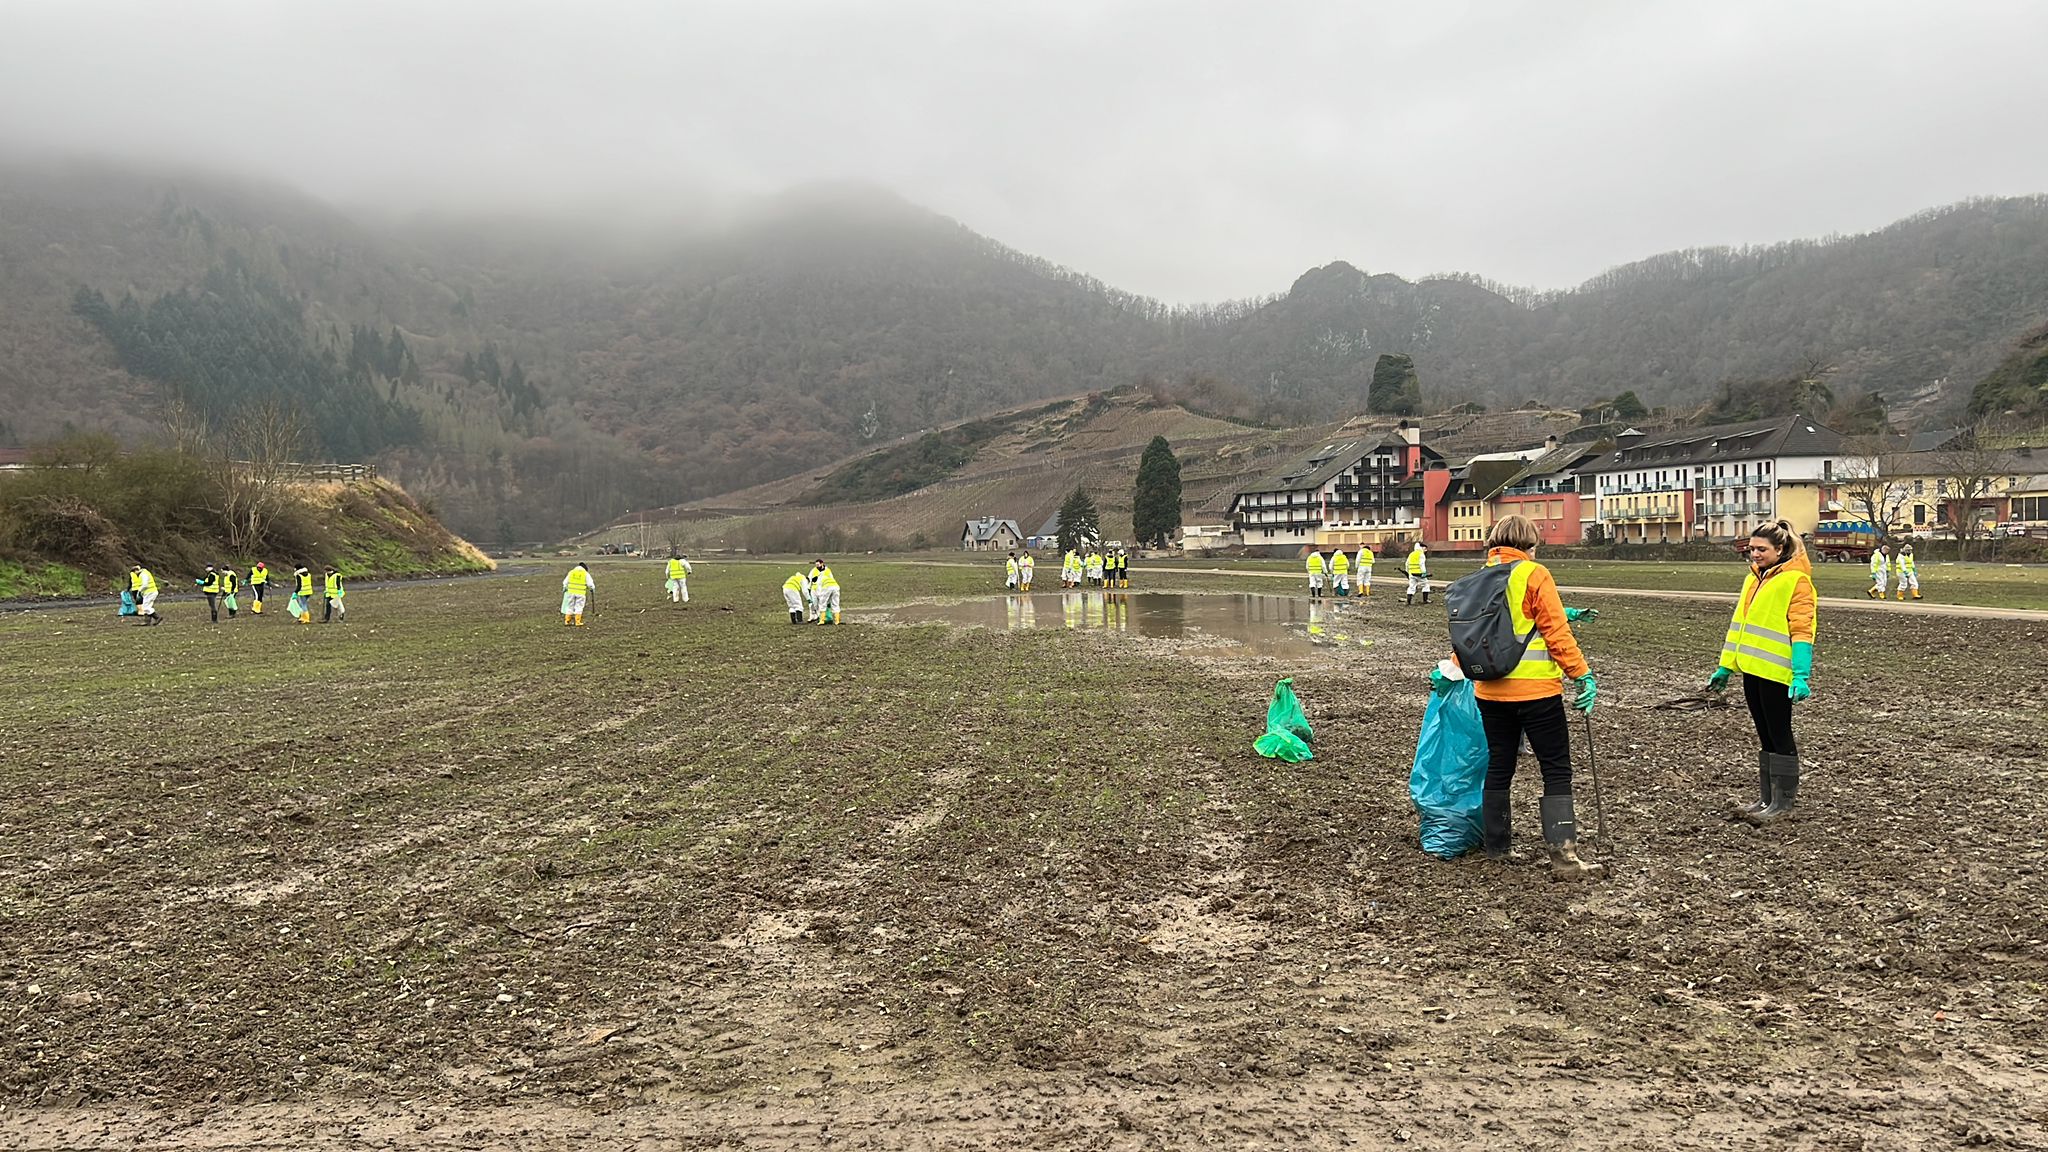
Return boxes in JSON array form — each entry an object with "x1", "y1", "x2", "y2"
[
  {"x1": 1708, "y1": 519, "x2": 1817, "y2": 825},
  {"x1": 1434, "y1": 514, "x2": 1603, "y2": 878}
]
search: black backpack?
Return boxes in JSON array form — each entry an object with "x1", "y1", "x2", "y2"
[{"x1": 1445, "y1": 562, "x2": 1533, "y2": 680}]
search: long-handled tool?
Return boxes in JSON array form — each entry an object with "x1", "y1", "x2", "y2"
[{"x1": 1581, "y1": 711, "x2": 1608, "y2": 849}]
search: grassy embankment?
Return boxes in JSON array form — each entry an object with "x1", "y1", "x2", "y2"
[{"x1": 0, "y1": 457, "x2": 492, "y2": 600}]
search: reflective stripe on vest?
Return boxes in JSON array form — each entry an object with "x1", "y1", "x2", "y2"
[
  {"x1": 815, "y1": 567, "x2": 837, "y2": 589},
  {"x1": 1720, "y1": 568, "x2": 1808, "y2": 686},
  {"x1": 1499, "y1": 559, "x2": 1561, "y2": 683},
  {"x1": 566, "y1": 568, "x2": 589, "y2": 594},
  {"x1": 325, "y1": 574, "x2": 343, "y2": 597},
  {"x1": 250, "y1": 567, "x2": 267, "y2": 585}
]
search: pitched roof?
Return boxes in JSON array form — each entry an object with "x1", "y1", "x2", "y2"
[
  {"x1": 963, "y1": 517, "x2": 1023, "y2": 542},
  {"x1": 1241, "y1": 437, "x2": 1376, "y2": 495},
  {"x1": 1481, "y1": 442, "x2": 1604, "y2": 499},
  {"x1": 1581, "y1": 414, "x2": 1845, "y2": 473}
]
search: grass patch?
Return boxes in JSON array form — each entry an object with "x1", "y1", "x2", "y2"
[{"x1": 0, "y1": 559, "x2": 88, "y2": 599}]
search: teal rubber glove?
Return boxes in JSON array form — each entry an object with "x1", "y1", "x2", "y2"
[
  {"x1": 1706, "y1": 666, "x2": 1731, "y2": 692},
  {"x1": 1788, "y1": 641, "x2": 1813, "y2": 702},
  {"x1": 1564, "y1": 607, "x2": 1598, "y2": 623},
  {"x1": 1429, "y1": 668, "x2": 1455, "y2": 697},
  {"x1": 1571, "y1": 673, "x2": 1597, "y2": 715}
]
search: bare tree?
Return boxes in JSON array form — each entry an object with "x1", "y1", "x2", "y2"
[
  {"x1": 216, "y1": 400, "x2": 307, "y2": 554},
  {"x1": 1930, "y1": 422, "x2": 2012, "y2": 561},
  {"x1": 1835, "y1": 435, "x2": 1910, "y2": 543}
]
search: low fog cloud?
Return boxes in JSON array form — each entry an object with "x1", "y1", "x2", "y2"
[{"x1": 4, "y1": 0, "x2": 2045, "y2": 301}]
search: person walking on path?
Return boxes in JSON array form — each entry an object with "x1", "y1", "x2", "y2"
[
  {"x1": 1435, "y1": 515, "x2": 1602, "y2": 879},
  {"x1": 1708, "y1": 519, "x2": 1818, "y2": 826},
  {"x1": 561, "y1": 562, "x2": 593, "y2": 626},
  {"x1": 1330, "y1": 546, "x2": 1351, "y2": 597},
  {"x1": 197, "y1": 565, "x2": 225, "y2": 623},
  {"x1": 1893, "y1": 544, "x2": 1920, "y2": 600},
  {"x1": 322, "y1": 567, "x2": 347, "y2": 623},
  {"x1": 247, "y1": 561, "x2": 267, "y2": 615},
  {"x1": 129, "y1": 563, "x2": 162, "y2": 625},
  {"x1": 1355, "y1": 543, "x2": 1374, "y2": 597},
  {"x1": 782, "y1": 570, "x2": 812, "y2": 624},
  {"x1": 1867, "y1": 544, "x2": 1890, "y2": 600},
  {"x1": 220, "y1": 564, "x2": 240, "y2": 619},
  {"x1": 1020, "y1": 552, "x2": 1035, "y2": 592},
  {"x1": 666, "y1": 553, "x2": 693, "y2": 604},
  {"x1": 811, "y1": 559, "x2": 841, "y2": 624},
  {"x1": 1305, "y1": 548, "x2": 1326, "y2": 599},
  {"x1": 1405, "y1": 541, "x2": 1433, "y2": 605},
  {"x1": 292, "y1": 566, "x2": 315, "y2": 624}
]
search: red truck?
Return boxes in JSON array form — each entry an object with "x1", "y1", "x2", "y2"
[{"x1": 1811, "y1": 520, "x2": 1878, "y2": 563}]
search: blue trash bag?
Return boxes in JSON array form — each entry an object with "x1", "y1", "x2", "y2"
[
  {"x1": 119, "y1": 589, "x2": 137, "y2": 616},
  {"x1": 1409, "y1": 678, "x2": 1488, "y2": 859}
]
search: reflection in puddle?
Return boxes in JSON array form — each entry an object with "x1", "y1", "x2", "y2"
[{"x1": 887, "y1": 592, "x2": 1371, "y2": 658}]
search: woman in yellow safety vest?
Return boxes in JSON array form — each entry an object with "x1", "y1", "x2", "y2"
[
  {"x1": 1354, "y1": 544, "x2": 1374, "y2": 596},
  {"x1": 1305, "y1": 549, "x2": 1326, "y2": 599},
  {"x1": 220, "y1": 564, "x2": 239, "y2": 619},
  {"x1": 1432, "y1": 515, "x2": 1602, "y2": 878},
  {"x1": 1707, "y1": 518, "x2": 1817, "y2": 825},
  {"x1": 1405, "y1": 542, "x2": 1432, "y2": 605},
  {"x1": 811, "y1": 559, "x2": 841, "y2": 623},
  {"x1": 292, "y1": 566, "x2": 315, "y2": 624},
  {"x1": 197, "y1": 565, "x2": 225, "y2": 623},
  {"x1": 561, "y1": 563, "x2": 593, "y2": 626},
  {"x1": 666, "y1": 553, "x2": 692, "y2": 604},
  {"x1": 322, "y1": 567, "x2": 347, "y2": 623},
  {"x1": 1330, "y1": 547, "x2": 1351, "y2": 596},
  {"x1": 247, "y1": 561, "x2": 267, "y2": 614},
  {"x1": 1893, "y1": 544, "x2": 1920, "y2": 600}
]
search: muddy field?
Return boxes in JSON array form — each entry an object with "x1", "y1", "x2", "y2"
[{"x1": 1, "y1": 562, "x2": 2043, "y2": 1149}]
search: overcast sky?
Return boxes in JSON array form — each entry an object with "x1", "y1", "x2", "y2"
[{"x1": 3, "y1": 0, "x2": 2045, "y2": 303}]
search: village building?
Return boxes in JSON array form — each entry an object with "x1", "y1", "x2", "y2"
[
  {"x1": 1580, "y1": 415, "x2": 1849, "y2": 543},
  {"x1": 960, "y1": 516, "x2": 1025, "y2": 551},
  {"x1": 1227, "y1": 424, "x2": 1446, "y2": 552}
]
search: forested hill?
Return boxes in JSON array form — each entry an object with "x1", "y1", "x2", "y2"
[{"x1": 4, "y1": 157, "x2": 2045, "y2": 541}]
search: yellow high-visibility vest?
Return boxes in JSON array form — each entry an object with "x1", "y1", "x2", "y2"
[
  {"x1": 1331, "y1": 551, "x2": 1349, "y2": 575},
  {"x1": 667, "y1": 558, "x2": 687, "y2": 580},
  {"x1": 297, "y1": 571, "x2": 314, "y2": 596},
  {"x1": 783, "y1": 572, "x2": 805, "y2": 592},
  {"x1": 565, "y1": 567, "x2": 590, "y2": 594},
  {"x1": 222, "y1": 569, "x2": 238, "y2": 593},
  {"x1": 1406, "y1": 548, "x2": 1428, "y2": 575},
  {"x1": 325, "y1": 572, "x2": 345, "y2": 598},
  {"x1": 1305, "y1": 552, "x2": 1325, "y2": 574},
  {"x1": 200, "y1": 571, "x2": 222, "y2": 593},
  {"x1": 1495, "y1": 558, "x2": 1560, "y2": 684},
  {"x1": 248, "y1": 565, "x2": 268, "y2": 585},
  {"x1": 132, "y1": 569, "x2": 156, "y2": 595},
  {"x1": 1719, "y1": 567, "x2": 1812, "y2": 686},
  {"x1": 814, "y1": 566, "x2": 838, "y2": 589}
]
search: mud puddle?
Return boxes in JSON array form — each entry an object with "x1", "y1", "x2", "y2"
[{"x1": 883, "y1": 592, "x2": 1370, "y2": 657}]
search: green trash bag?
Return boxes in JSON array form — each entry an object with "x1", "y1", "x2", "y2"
[{"x1": 1253, "y1": 677, "x2": 1314, "y2": 762}]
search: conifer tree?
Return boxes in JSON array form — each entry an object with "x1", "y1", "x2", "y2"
[{"x1": 1131, "y1": 435, "x2": 1183, "y2": 547}]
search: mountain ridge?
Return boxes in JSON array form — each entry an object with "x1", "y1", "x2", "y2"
[{"x1": 4, "y1": 155, "x2": 2044, "y2": 540}]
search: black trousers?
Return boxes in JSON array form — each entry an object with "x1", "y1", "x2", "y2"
[
  {"x1": 1478, "y1": 693, "x2": 1574, "y2": 797},
  {"x1": 1742, "y1": 673, "x2": 1798, "y2": 757},
  {"x1": 204, "y1": 593, "x2": 219, "y2": 622}
]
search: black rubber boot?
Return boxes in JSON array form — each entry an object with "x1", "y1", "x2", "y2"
[
  {"x1": 1541, "y1": 794, "x2": 1605, "y2": 880},
  {"x1": 1743, "y1": 754, "x2": 1801, "y2": 826},
  {"x1": 1733, "y1": 750, "x2": 1771, "y2": 818},
  {"x1": 1481, "y1": 791, "x2": 1533, "y2": 864},
  {"x1": 790, "y1": 610, "x2": 802, "y2": 624},
  {"x1": 1421, "y1": 590, "x2": 1431, "y2": 605},
  {"x1": 1404, "y1": 594, "x2": 1414, "y2": 606}
]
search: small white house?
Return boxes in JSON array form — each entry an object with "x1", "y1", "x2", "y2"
[{"x1": 961, "y1": 517, "x2": 1025, "y2": 551}]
